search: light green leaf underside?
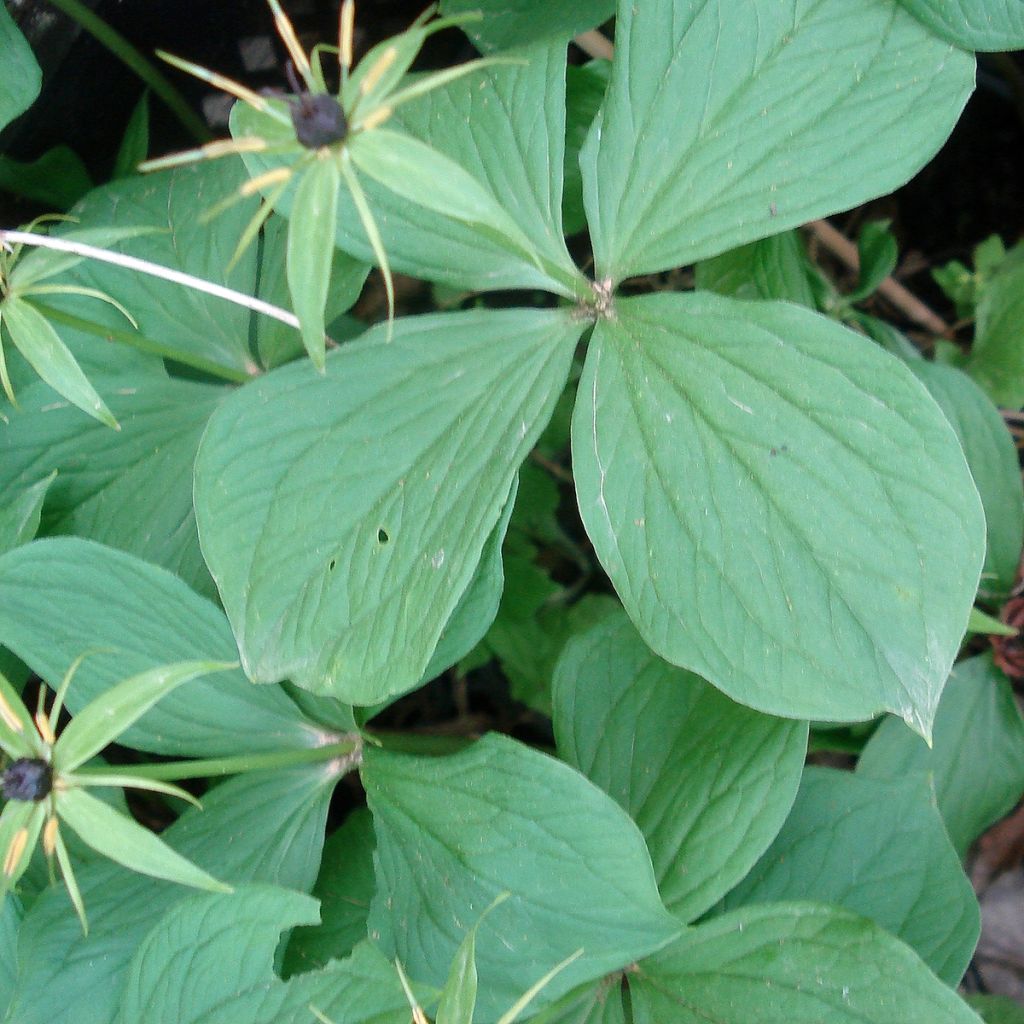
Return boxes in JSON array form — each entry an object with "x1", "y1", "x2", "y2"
[
  {"x1": 909, "y1": 360, "x2": 1024, "y2": 598},
  {"x1": 858, "y1": 653, "x2": 1024, "y2": 857},
  {"x1": 5, "y1": 767, "x2": 335, "y2": 1024},
  {"x1": 47, "y1": 161, "x2": 261, "y2": 378},
  {"x1": 117, "y1": 885, "x2": 421, "y2": 1024},
  {"x1": 234, "y1": 41, "x2": 583, "y2": 297},
  {"x1": 0, "y1": 3, "x2": 41, "y2": 131},
  {"x1": 0, "y1": 538, "x2": 310, "y2": 757},
  {"x1": 362, "y1": 735, "x2": 681, "y2": 1018},
  {"x1": 439, "y1": 0, "x2": 615, "y2": 52},
  {"x1": 581, "y1": 0, "x2": 974, "y2": 282},
  {"x1": 194, "y1": 308, "x2": 581, "y2": 705},
  {"x1": 0, "y1": 375, "x2": 224, "y2": 597},
  {"x1": 553, "y1": 610, "x2": 806, "y2": 923},
  {"x1": 630, "y1": 903, "x2": 982, "y2": 1023},
  {"x1": 896, "y1": 0, "x2": 1024, "y2": 50},
  {"x1": 571, "y1": 293, "x2": 984, "y2": 733},
  {"x1": 723, "y1": 766, "x2": 979, "y2": 986}
]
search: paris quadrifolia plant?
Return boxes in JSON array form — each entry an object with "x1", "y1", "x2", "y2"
[
  {"x1": 0, "y1": 656, "x2": 235, "y2": 933},
  {"x1": 141, "y1": 0, "x2": 538, "y2": 366}
]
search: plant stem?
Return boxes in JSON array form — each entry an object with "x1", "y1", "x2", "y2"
[
  {"x1": 73, "y1": 739, "x2": 361, "y2": 782},
  {"x1": 0, "y1": 229, "x2": 301, "y2": 337},
  {"x1": 45, "y1": 0, "x2": 212, "y2": 144}
]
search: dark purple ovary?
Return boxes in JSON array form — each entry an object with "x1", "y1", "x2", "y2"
[
  {"x1": 2, "y1": 757, "x2": 53, "y2": 801},
  {"x1": 290, "y1": 94, "x2": 348, "y2": 149}
]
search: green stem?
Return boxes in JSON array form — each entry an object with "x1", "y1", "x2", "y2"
[
  {"x1": 73, "y1": 739, "x2": 360, "y2": 782},
  {"x1": 45, "y1": 0, "x2": 212, "y2": 144}
]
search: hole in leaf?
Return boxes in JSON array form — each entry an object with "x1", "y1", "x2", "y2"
[
  {"x1": 328, "y1": 559, "x2": 336, "y2": 571},
  {"x1": 378, "y1": 528, "x2": 390, "y2": 544}
]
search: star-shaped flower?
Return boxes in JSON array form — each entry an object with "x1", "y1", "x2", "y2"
[{"x1": 0, "y1": 656, "x2": 235, "y2": 932}]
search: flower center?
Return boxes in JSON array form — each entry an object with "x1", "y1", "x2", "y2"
[
  {"x1": 1, "y1": 757, "x2": 53, "y2": 802},
  {"x1": 290, "y1": 93, "x2": 349, "y2": 149}
]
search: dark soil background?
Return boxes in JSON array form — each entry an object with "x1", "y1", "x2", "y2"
[{"x1": 3, "y1": 0, "x2": 1024, "y2": 1007}]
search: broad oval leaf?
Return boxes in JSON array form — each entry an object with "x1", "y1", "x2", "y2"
[
  {"x1": 553, "y1": 609, "x2": 807, "y2": 922},
  {"x1": 194, "y1": 308, "x2": 581, "y2": 705},
  {"x1": 630, "y1": 903, "x2": 982, "y2": 1023},
  {"x1": 0, "y1": 538, "x2": 314, "y2": 758},
  {"x1": 234, "y1": 41, "x2": 584, "y2": 297},
  {"x1": 858, "y1": 653, "x2": 1024, "y2": 857},
  {"x1": 362, "y1": 734, "x2": 681, "y2": 1018},
  {"x1": 571, "y1": 293, "x2": 984, "y2": 734},
  {"x1": 966, "y1": 260, "x2": 1024, "y2": 408},
  {"x1": 580, "y1": 0, "x2": 974, "y2": 283},
  {"x1": 0, "y1": 3, "x2": 40, "y2": 131},
  {"x1": 0, "y1": 375, "x2": 225, "y2": 598},
  {"x1": 896, "y1": 0, "x2": 1024, "y2": 50},
  {"x1": 723, "y1": 767, "x2": 980, "y2": 986},
  {"x1": 118, "y1": 885, "x2": 417, "y2": 1024}
]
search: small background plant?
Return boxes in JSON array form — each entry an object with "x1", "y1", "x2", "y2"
[{"x1": 1, "y1": 1, "x2": 1024, "y2": 1022}]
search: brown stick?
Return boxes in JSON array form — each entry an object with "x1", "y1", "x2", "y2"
[{"x1": 808, "y1": 219, "x2": 951, "y2": 337}]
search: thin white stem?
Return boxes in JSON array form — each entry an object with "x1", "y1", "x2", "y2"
[{"x1": 0, "y1": 229, "x2": 301, "y2": 332}]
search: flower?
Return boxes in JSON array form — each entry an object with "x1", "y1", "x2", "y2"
[
  {"x1": 0, "y1": 655, "x2": 235, "y2": 933},
  {"x1": 141, "y1": 0, "x2": 526, "y2": 368}
]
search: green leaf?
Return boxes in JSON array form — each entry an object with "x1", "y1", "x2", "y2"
[
  {"x1": 350, "y1": 128, "x2": 542, "y2": 271},
  {"x1": 7, "y1": 766, "x2": 336, "y2": 1024},
  {"x1": 436, "y1": 895, "x2": 510, "y2": 1024},
  {"x1": 967, "y1": 994, "x2": 1024, "y2": 1024},
  {"x1": 723, "y1": 767, "x2": 979, "y2": 986},
  {"x1": 55, "y1": 660, "x2": 235, "y2": 772},
  {"x1": 362, "y1": 734, "x2": 681, "y2": 1019},
  {"x1": 553, "y1": 610, "x2": 807, "y2": 922},
  {"x1": 56, "y1": 787, "x2": 230, "y2": 894},
  {"x1": 896, "y1": 0, "x2": 1024, "y2": 50},
  {"x1": 908, "y1": 361, "x2": 1024, "y2": 597},
  {"x1": 0, "y1": 538, "x2": 313, "y2": 758},
  {"x1": 967, "y1": 607, "x2": 1016, "y2": 636},
  {"x1": 287, "y1": 156, "x2": 341, "y2": 371},
  {"x1": 439, "y1": 0, "x2": 614, "y2": 52},
  {"x1": 0, "y1": 471, "x2": 54, "y2": 556},
  {"x1": 694, "y1": 231, "x2": 820, "y2": 306},
  {"x1": 629, "y1": 903, "x2": 982, "y2": 1023},
  {"x1": 0, "y1": 3, "x2": 41, "y2": 131},
  {"x1": 0, "y1": 666, "x2": 39, "y2": 760},
  {"x1": 967, "y1": 260, "x2": 1024, "y2": 408},
  {"x1": 284, "y1": 808, "x2": 376, "y2": 976},
  {"x1": 0, "y1": 375, "x2": 225, "y2": 597},
  {"x1": 422, "y1": 476, "x2": 517, "y2": 683},
  {"x1": 849, "y1": 220, "x2": 898, "y2": 303},
  {"x1": 580, "y1": 0, "x2": 974, "y2": 283},
  {"x1": 119, "y1": 885, "x2": 418, "y2": 1024},
  {"x1": 0, "y1": 298, "x2": 117, "y2": 428},
  {"x1": 0, "y1": 895, "x2": 21, "y2": 1017},
  {"x1": 0, "y1": 801, "x2": 44, "y2": 895},
  {"x1": 255, "y1": 213, "x2": 367, "y2": 371},
  {"x1": 236, "y1": 43, "x2": 582, "y2": 296},
  {"x1": 858, "y1": 653, "x2": 1024, "y2": 857},
  {"x1": 112, "y1": 92, "x2": 149, "y2": 180},
  {"x1": 194, "y1": 308, "x2": 580, "y2": 705},
  {"x1": 0, "y1": 147, "x2": 92, "y2": 209},
  {"x1": 45, "y1": 162, "x2": 261, "y2": 379},
  {"x1": 572, "y1": 293, "x2": 984, "y2": 733},
  {"x1": 563, "y1": 64, "x2": 610, "y2": 237}
]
